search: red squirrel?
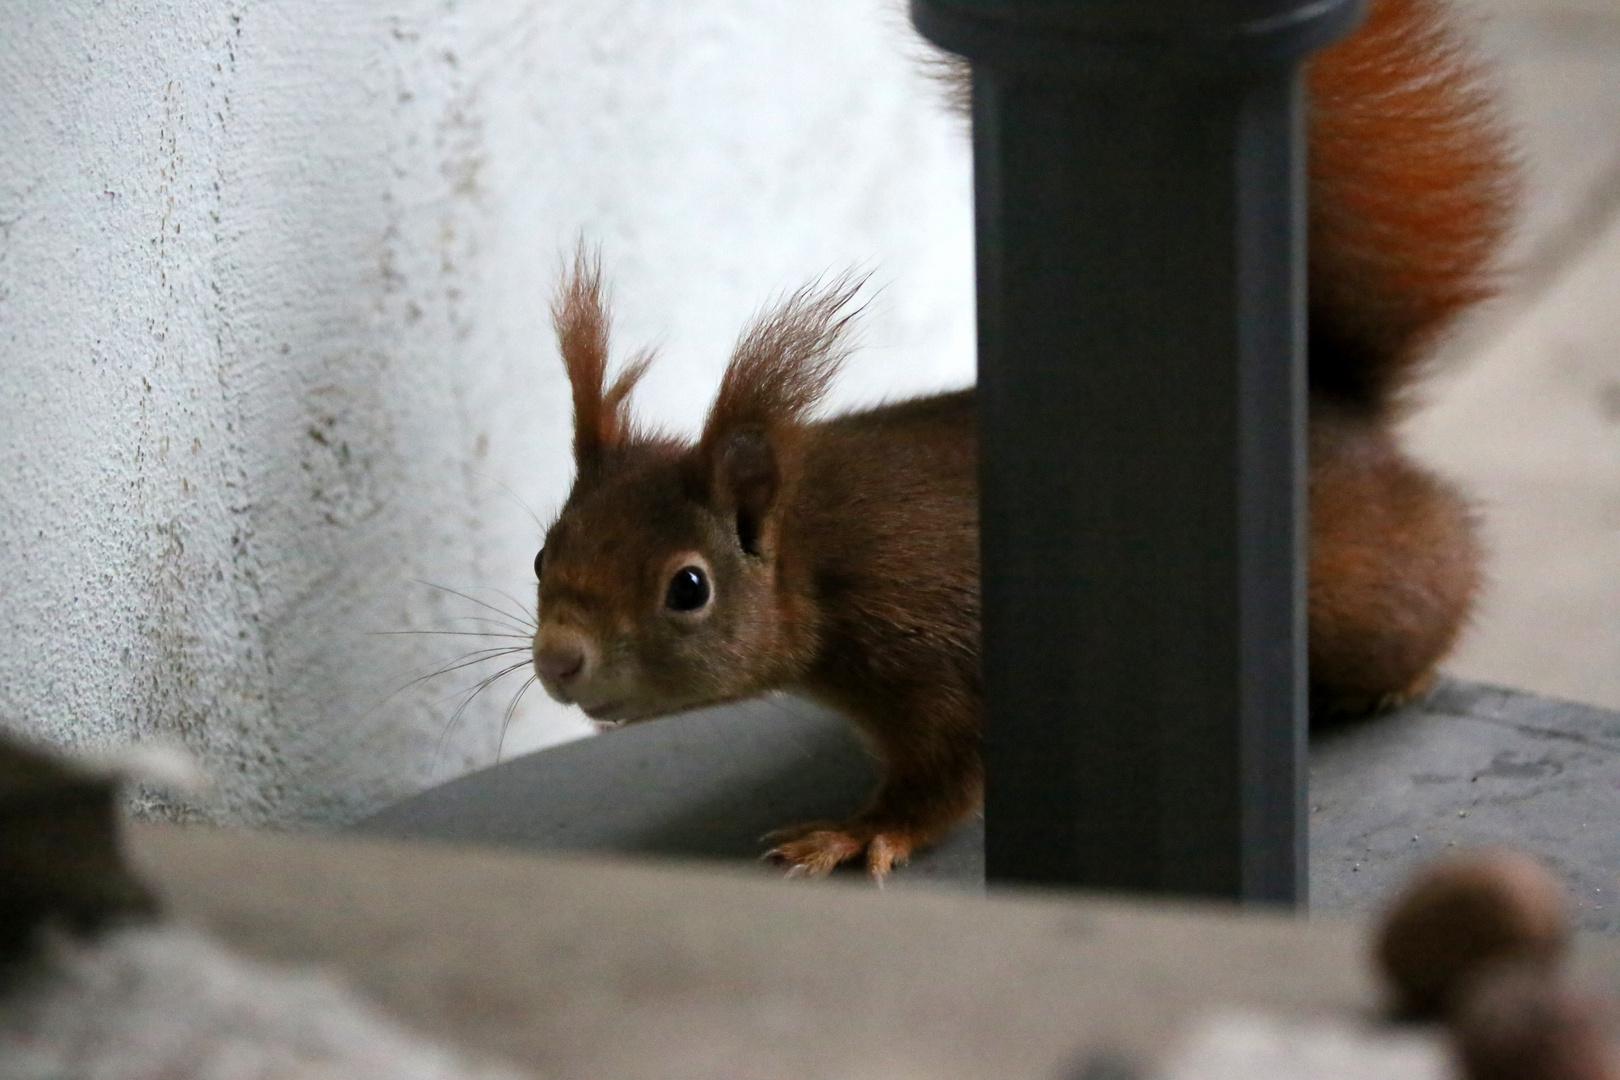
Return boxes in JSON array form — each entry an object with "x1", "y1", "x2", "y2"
[{"x1": 530, "y1": 0, "x2": 1517, "y2": 879}]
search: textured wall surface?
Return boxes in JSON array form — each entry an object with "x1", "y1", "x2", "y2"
[{"x1": 0, "y1": 0, "x2": 972, "y2": 823}]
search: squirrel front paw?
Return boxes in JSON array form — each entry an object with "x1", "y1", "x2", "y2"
[{"x1": 762, "y1": 820, "x2": 914, "y2": 883}]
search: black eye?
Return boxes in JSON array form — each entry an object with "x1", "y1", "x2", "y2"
[
  {"x1": 664, "y1": 566, "x2": 710, "y2": 612},
  {"x1": 533, "y1": 546, "x2": 545, "y2": 580}
]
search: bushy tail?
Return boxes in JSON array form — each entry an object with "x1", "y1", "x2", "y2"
[
  {"x1": 1307, "y1": 0, "x2": 1518, "y2": 411},
  {"x1": 1305, "y1": 0, "x2": 1517, "y2": 716}
]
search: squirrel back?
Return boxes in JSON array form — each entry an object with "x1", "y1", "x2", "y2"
[{"x1": 530, "y1": 0, "x2": 1519, "y2": 874}]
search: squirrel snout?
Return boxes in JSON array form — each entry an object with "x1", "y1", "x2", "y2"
[
  {"x1": 535, "y1": 642, "x2": 585, "y2": 683},
  {"x1": 533, "y1": 631, "x2": 591, "y2": 691}
]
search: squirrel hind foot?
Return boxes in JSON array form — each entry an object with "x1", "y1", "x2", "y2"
[
  {"x1": 1312, "y1": 670, "x2": 1438, "y2": 723},
  {"x1": 762, "y1": 821, "x2": 916, "y2": 883}
]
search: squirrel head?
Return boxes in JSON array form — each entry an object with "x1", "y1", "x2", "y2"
[{"x1": 531, "y1": 249, "x2": 861, "y2": 725}]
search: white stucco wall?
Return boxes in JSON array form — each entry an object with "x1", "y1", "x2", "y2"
[{"x1": 0, "y1": 0, "x2": 973, "y2": 824}]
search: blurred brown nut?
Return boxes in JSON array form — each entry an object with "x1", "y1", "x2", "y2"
[
  {"x1": 1377, "y1": 850, "x2": 1571, "y2": 1020},
  {"x1": 1452, "y1": 962, "x2": 1617, "y2": 1080}
]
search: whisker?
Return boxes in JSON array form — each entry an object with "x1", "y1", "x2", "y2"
[
  {"x1": 433, "y1": 659, "x2": 534, "y2": 775},
  {"x1": 420, "y1": 645, "x2": 533, "y2": 676},
  {"x1": 386, "y1": 646, "x2": 532, "y2": 706},
  {"x1": 418, "y1": 662, "x2": 533, "y2": 712},
  {"x1": 448, "y1": 614, "x2": 537, "y2": 637},
  {"x1": 304, "y1": 578, "x2": 544, "y2": 775},
  {"x1": 413, "y1": 580, "x2": 538, "y2": 631},
  {"x1": 482, "y1": 587, "x2": 541, "y2": 624},
  {"x1": 471, "y1": 469, "x2": 548, "y2": 532},
  {"x1": 448, "y1": 583, "x2": 540, "y2": 629},
  {"x1": 329, "y1": 647, "x2": 532, "y2": 741},
  {"x1": 295, "y1": 607, "x2": 537, "y2": 769},
  {"x1": 371, "y1": 628, "x2": 533, "y2": 641},
  {"x1": 434, "y1": 659, "x2": 533, "y2": 756},
  {"x1": 496, "y1": 674, "x2": 540, "y2": 766}
]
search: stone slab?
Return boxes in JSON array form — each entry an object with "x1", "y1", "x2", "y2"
[
  {"x1": 360, "y1": 680, "x2": 1620, "y2": 929},
  {"x1": 358, "y1": 692, "x2": 985, "y2": 887},
  {"x1": 128, "y1": 823, "x2": 1377, "y2": 1080},
  {"x1": 1310, "y1": 680, "x2": 1620, "y2": 929}
]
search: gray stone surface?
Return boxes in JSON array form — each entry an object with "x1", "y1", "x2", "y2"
[
  {"x1": 131, "y1": 823, "x2": 1383, "y2": 1080},
  {"x1": 359, "y1": 680, "x2": 1620, "y2": 926},
  {"x1": 358, "y1": 694, "x2": 985, "y2": 886},
  {"x1": 1309, "y1": 680, "x2": 1620, "y2": 930}
]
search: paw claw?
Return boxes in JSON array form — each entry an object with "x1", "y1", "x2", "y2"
[
  {"x1": 866, "y1": 834, "x2": 913, "y2": 884},
  {"x1": 760, "y1": 820, "x2": 836, "y2": 846},
  {"x1": 760, "y1": 821, "x2": 916, "y2": 883}
]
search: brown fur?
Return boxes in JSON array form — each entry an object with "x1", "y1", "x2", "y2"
[
  {"x1": 1308, "y1": 0, "x2": 1516, "y2": 409},
  {"x1": 1308, "y1": 402, "x2": 1483, "y2": 716},
  {"x1": 534, "y1": 0, "x2": 1517, "y2": 877},
  {"x1": 553, "y1": 249, "x2": 655, "y2": 469},
  {"x1": 1305, "y1": 0, "x2": 1514, "y2": 713},
  {"x1": 534, "y1": 274, "x2": 977, "y2": 878}
]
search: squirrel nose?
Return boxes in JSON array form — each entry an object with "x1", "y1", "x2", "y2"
[{"x1": 534, "y1": 641, "x2": 586, "y2": 685}]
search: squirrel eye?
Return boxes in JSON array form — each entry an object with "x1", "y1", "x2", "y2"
[
  {"x1": 664, "y1": 566, "x2": 710, "y2": 613},
  {"x1": 533, "y1": 546, "x2": 546, "y2": 580}
]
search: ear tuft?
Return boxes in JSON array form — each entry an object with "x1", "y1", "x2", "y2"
[
  {"x1": 701, "y1": 272, "x2": 866, "y2": 450},
  {"x1": 696, "y1": 272, "x2": 865, "y2": 553},
  {"x1": 553, "y1": 244, "x2": 653, "y2": 466}
]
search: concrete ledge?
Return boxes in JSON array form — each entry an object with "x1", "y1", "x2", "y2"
[
  {"x1": 359, "y1": 693, "x2": 985, "y2": 886},
  {"x1": 129, "y1": 823, "x2": 1374, "y2": 1078},
  {"x1": 1311, "y1": 680, "x2": 1620, "y2": 930},
  {"x1": 358, "y1": 680, "x2": 1620, "y2": 927}
]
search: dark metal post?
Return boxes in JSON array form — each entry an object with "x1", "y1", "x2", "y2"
[{"x1": 913, "y1": 0, "x2": 1360, "y2": 902}]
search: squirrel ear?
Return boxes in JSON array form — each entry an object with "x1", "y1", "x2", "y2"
[
  {"x1": 712, "y1": 426, "x2": 779, "y2": 557},
  {"x1": 553, "y1": 244, "x2": 651, "y2": 469},
  {"x1": 695, "y1": 273, "x2": 864, "y2": 553}
]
